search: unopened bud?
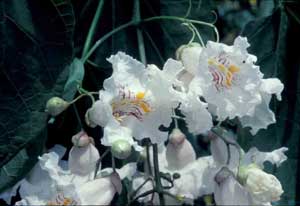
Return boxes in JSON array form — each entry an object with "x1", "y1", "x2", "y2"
[
  {"x1": 111, "y1": 139, "x2": 132, "y2": 159},
  {"x1": 169, "y1": 128, "x2": 186, "y2": 146},
  {"x1": 85, "y1": 108, "x2": 97, "y2": 128},
  {"x1": 45, "y1": 97, "x2": 69, "y2": 116},
  {"x1": 176, "y1": 42, "x2": 202, "y2": 76},
  {"x1": 175, "y1": 42, "x2": 202, "y2": 61},
  {"x1": 72, "y1": 131, "x2": 93, "y2": 147}
]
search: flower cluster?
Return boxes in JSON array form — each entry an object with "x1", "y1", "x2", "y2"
[{"x1": 0, "y1": 36, "x2": 287, "y2": 205}]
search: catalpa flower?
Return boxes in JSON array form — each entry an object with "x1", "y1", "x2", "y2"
[
  {"x1": 12, "y1": 132, "x2": 136, "y2": 206},
  {"x1": 209, "y1": 132, "x2": 287, "y2": 205},
  {"x1": 189, "y1": 36, "x2": 264, "y2": 120},
  {"x1": 87, "y1": 52, "x2": 183, "y2": 146}
]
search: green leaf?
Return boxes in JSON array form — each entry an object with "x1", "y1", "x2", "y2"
[
  {"x1": 0, "y1": 0, "x2": 75, "y2": 192},
  {"x1": 62, "y1": 58, "x2": 85, "y2": 102}
]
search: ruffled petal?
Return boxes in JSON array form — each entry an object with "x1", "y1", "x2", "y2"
[
  {"x1": 239, "y1": 96, "x2": 276, "y2": 135},
  {"x1": 242, "y1": 147, "x2": 288, "y2": 168},
  {"x1": 180, "y1": 93, "x2": 213, "y2": 135},
  {"x1": 260, "y1": 78, "x2": 284, "y2": 101},
  {"x1": 192, "y1": 36, "x2": 264, "y2": 120},
  {"x1": 178, "y1": 43, "x2": 203, "y2": 75},
  {"x1": 239, "y1": 78, "x2": 284, "y2": 135}
]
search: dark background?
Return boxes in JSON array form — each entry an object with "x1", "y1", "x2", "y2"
[{"x1": 0, "y1": 0, "x2": 299, "y2": 205}]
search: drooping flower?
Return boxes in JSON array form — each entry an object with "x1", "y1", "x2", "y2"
[
  {"x1": 87, "y1": 52, "x2": 184, "y2": 146},
  {"x1": 13, "y1": 132, "x2": 136, "y2": 205},
  {"x1": 209, "y1": 131, "x2": 288, "y2": 205}
]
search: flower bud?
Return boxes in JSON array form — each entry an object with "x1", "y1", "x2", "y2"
[
  {"x1": 85, "y1": 108, "x2": 97, "y2": 128},
  {"x1": 238, "y1": 164, "x2": 283, "y2": 202},
  {"x1": 45, "y1": 97, "x2": 69, "y2": 116},
  {"x1": 71, "y1": 131, "x2": 93, "y2": 147},
  {"x1": 85, "y1": 101, "x2": 111, "y2": 128},
  {"x1": 169, "y1": 128, "x2": 185, "y2": 146},
  {"x1": 176, "y1": 42, "x2": 202, "y2": 75},
  {"x1": 166, "y1": 128, "x2": 196, "y2": 170},
  {"x1": 111, "y1": 139, "x2": 132, "y2": 159},
  {"x1": 69, "y1": 135, "x2": 100, "y2": 176}
]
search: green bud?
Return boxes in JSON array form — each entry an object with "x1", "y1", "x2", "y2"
[
  {"x1": 45, "y1": 97, "x2": 69, "y2": 116},
  {"x1": 111, "y1": 139, "x2": 132, "y2": 159}
]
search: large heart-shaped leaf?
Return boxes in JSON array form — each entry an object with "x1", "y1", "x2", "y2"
[{"x1": 0, "y1": 0, "x2": 75, "y2": 192}]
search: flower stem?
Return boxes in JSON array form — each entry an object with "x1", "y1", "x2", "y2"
[
  {"x1": 81, "y1": 0, "x2": 106, "y2": 58},
  {"x1": 146, "y1": 143, "x2": 152, "y2": 176},
  {"x1": 153, "y1": 143, "x2": 165, "y2": 205},
  {"x1": 94, "y1": 148, "x2": 110, "y2": 179},
  {"x1": 82, "y1": 15, "x2": 219, "y2": 62},
  {"x1": 133, "y1": 0, "x2": 147, "y2": 64},
  {"x1": 82, "y1": 21, "x2": 134, "y2": 62}
]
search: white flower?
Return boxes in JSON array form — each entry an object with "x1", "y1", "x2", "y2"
[
  {"x1": 191, "y1": 36, "x2": 264, "y2": 120},
  {"x1": 240, "y1": 164, "x2": 283, "y2": 202},
  {"x1": 15, "y1": 141, "x2": 136, "y2": 205},
  {"x1": 209, "y1": 132, "x2": 288, "y2": 205},
  {"x1": 89, "y1": 52, "x2": 183, "y2": 145},
  {"x1": 240, "y1": 78, "x2": 284, "y2": 135}
]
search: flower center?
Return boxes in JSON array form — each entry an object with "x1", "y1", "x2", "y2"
[
  {"x1": 208, "y1": 54, "x2": 240, "y2": 91},
  {"x1": 111, "y1": 88, "x2": 151, "y2": 122},
  {"x1": 47, "y1": 193, "x2": 77, "y2": 206}
]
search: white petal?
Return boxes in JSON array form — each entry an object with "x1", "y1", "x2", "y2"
[
  {"x1": 239, "y1": 78, "x2": 284, "y2": 135},
  {"x1": 210, "y1": 136, "x2": 240, "y2": 173},
  {"x1": 239, "y1": 95, "x2": 276, "y2": 135},
  {"x1": 260, "y1": 78, "x2": 284, "y2": 101},
  {"x1": 214, "y1": 175, "x2": 252, "y2": 205},
  {"x1": 116, "y1": 163, "x2": 137, "y2": 180},
  {"x1": 77, "y1": 177, "x2": 117, "y2": 205},
  {"x1": 102, "y1": 121, "x2": 132, "y2": 146},
  {"x1": 87, "y1": 98, "x2": 113, "y2": 127},
  {"x1": 68, "y1": 143, "x2": 100, "y2": 178},
  {"x1": 132, "y1": 175, "x2": 155, "y2": 203},
  {"x1": 105, "y1": 52, "x2": 146, "y2": 92},
  {"x1": 180, "y1": 93, "x2": 213, "y2": 135},
  {"x1": 171, "y1": 156, "x2": 214, "y2": 199},
  {"x1": 0, "y1": 181, "x2": 22, "y2": 204},
  {"x1": 38, "y1": 151, "x2": 69, "y2": 186},
  {"x1": 180, "y1": 43, "x2": 203, "y2": 75},
  {"x1": 162, "y1": 58, "x2": 184, "y2": 81},
  {"x1": 242, "y1": 147, "x2": 288, "y2": 168},
  {"x1": 193, "y1": 36, "x2": 264, "y2": 120}
]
